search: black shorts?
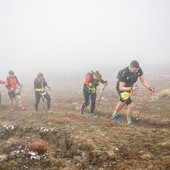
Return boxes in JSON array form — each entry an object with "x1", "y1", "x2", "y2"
[
  {"x1": 8, "y1": 91, "x2": 20, "y2": 100},
  {"x1": 120, "y1": 96, "x2": 132, "y2": 105},
  {"x1": 118, "y1": 91, "x2": 132, "y2": 105}
]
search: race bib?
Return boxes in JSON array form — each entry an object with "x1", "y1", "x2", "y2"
[{"x1": 121, "y1": 92, "x2": 130, "y2": 100}]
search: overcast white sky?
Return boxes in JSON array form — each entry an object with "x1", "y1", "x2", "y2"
[{"x1": 0, "y1": 0, "x2": 170, "y2": 79}]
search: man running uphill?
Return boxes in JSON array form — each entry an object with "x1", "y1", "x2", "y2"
[
  {"x1": 112, "y1": 60, "x2": 155, "y2": 124},
  {"x1": 80, "y1": 71, "x2": 107, "y2": 116}
]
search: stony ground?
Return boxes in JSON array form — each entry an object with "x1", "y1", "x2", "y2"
[{"x1": 0, "y1": 73, "x2": 169, "y2": 170}]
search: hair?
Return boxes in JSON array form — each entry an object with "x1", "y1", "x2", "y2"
[
  {"x1": 94, "y1": 71, "x2": 101, "y2": 78},
  {"x1": 130, "y1": 60, "x2": 139, "y2": 68},
  {"x1": 9, "y1": 70, "x2": 14, "y2": 75},
  {"x1": 37, "y1": 72, "x2": 43, "y2": 78}
]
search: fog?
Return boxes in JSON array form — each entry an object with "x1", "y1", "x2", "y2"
[{"x1": 0, "y1": 0, "x2": 170, "y2": 83}]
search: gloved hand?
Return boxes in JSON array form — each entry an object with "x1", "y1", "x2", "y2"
[
  {"x1": 14, "y1": 89, "x2": 19, "y2": 95},
  {"x1": 9, "y1": 87, "x2": 14, "y2": 92},
  {"x1": 40, "y1": 89, "x2": 45, "y2": 93},
  {"x1": 8, "y1": 89, "x2": 14, "y2": 93},
  {"x1": 148, "y1": 87, "x2": 156, "y2": 92},
  {"x1": 37, "y1": 89, "x2": 45, "y2": 93},
  {"x1": 131, "y1": 85, "x2": 138, "y2": 93}
]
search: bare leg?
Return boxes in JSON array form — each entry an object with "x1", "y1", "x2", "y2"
[
  {"x1": 113, "y1": 101, "x2": 123, "y2": 116},
  {"x1": 10, "y1": 98, "x2": 14, "y2": 112},
  {"x1": 16, "y1": 95, "x2": 25, "y2": 110},
  {"x1": 112, "y1": 101, "x2": 123, "y2": 123},
  {"x1": 17, "y1": 95, "x2": 22, "y2": 107}
]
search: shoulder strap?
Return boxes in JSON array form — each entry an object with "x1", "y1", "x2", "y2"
[
  {"x1": 14, "y1": 76, "x2": 20, "y2": 86},
  {"x1": 7, "y1": 77, "x2": 10, "y2": 85},
  {"x1": 117, "y1": 67, "x2": 127, "y2": 80}
]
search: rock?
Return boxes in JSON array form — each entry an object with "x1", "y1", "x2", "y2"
[{"x1": 0, "y1": 154, "x2": 8, "y2": 161}]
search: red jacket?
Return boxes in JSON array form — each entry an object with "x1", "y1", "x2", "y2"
[
  {"x1": 0, "y1": 80, "x2": 5, "y2": 84},
  {"x1": 0, "y1": 80, "x2": 5, "y2": 92},
  {"x1": 83, "y1": 72, "x2": 105, "y2": 92},
  {"x1": 5, "y1": 75, "x2": 20, "y2": 92}
]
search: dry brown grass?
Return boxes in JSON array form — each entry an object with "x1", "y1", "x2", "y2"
[
  {"x1": 28, "y1": 139, "x2": 49, "y2": 155},
  {"x1": 43, "y1": 114, "x2": 74, "y2": 124},
  {"x1": 158, "y1": 89, "x2": 170, "y2": 97},
  {"x1": 151, "y1": 88, "x2": 170, "y2": 101},
  {"x1": 55, "y1": 117, "x2": 73, "y2": 124},
  {"x1": 0, "y1": 78, "x2": 170, "y2": 169},
  {"x1": 1, "y1": 138, "x2": 27, "y2": 154}
]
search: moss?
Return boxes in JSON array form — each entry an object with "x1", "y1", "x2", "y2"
[
  {"x1": 48, "y1": 157, "x2": 62, "y2": 168},
  {"x1": 0, "y1": 160, "x2": 17, "y2": 170},
  {"x1": 107, "y1": 150, "x2": 116, "y2": 160}
]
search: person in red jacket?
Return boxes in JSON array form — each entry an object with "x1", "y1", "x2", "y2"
[
  {"x1": 0, "y1": 79, "x2": 5, "y2": 105},
  {"x1": 80, "y1": 71, "x2": 107, "y2": 116},
  {"x1": 5, "y1": 70, "x2": 26, "y2": 112}
]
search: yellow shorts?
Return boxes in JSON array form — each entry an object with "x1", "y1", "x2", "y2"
[{"x1": 120, "y1": 92, "x2": 131, "y2": 100}]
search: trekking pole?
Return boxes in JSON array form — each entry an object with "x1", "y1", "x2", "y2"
[
  {"x1": 136, "y1": 91, "x2": 153, "y2": 120},
  {"x1": 40, "y1": 93, "x2": 46, "y2": 113},
  {"x1": 116, "y1": 93, "x2": 131, "y2": 114},
  {"x1": 19, "y1": 84, "x2": 23, "y2": 94},
  {"x1": 98, "y1": 84, "x2": 107, "y2": 104}
]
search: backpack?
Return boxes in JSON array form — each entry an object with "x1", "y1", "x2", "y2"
[
  {"x1": 6, "y1": 77, "x2": 11, "y2": 90},
  {"x1": 6, "y1": 76, "x2": 18, "y2": 90},
  {"x1": 117, "y1": 69, "x2": 123, "y2": 80}
]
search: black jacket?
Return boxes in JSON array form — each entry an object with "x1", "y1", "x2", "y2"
[
  {"x1": 116, "y1": 66, "x2": 143, "y2": 92},
  {"x1": 34, "y1": 78, "x2": 47, "y2": 92}
]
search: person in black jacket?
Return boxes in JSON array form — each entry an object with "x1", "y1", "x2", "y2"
[
  {"x1": 80, "y1": 71, "x2": 107, "y2": 116},
  {"x1": 112, "y1": 60, "x2": 155, "y2": 124},
  {"x1": 34, "y1": 73, "x2": 52, "y2": 113}
]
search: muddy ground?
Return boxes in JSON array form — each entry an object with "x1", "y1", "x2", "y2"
[{"x1": 0, "y1": 72, "x2": 169, "y2": 170}]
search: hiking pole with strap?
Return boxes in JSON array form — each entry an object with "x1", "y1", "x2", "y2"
[
  {"x1": 40, "y1": 89, "x2": 47, "y2": 113},
  {"x1": 41, "y1": 93, "x2": 46, "y2": 112},
  {"x1": 93, "y1": 84, "x2": 106, "y2": 114},
  {"x1": 19, "y1": 84, "x2": 23, "y2": 94},
  {"x1": 98, "y1": 84, "x2": 107, "y2": 104},
  {"x1": 136, "y1": 91, "x2": 153, "y2": 120}
]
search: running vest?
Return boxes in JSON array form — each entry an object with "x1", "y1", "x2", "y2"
[{"x1": 6, "y1": 76, "x2": 20, "y2": 91}]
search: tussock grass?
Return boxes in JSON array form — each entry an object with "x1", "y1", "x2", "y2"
[
  {"x1": 28, "y1": 139, "x2": 48, "y2": 155},
  {"x1": 157, "y1": 89, "x2": 170, "y2": 97},
  {"x1": 1, "y1": 138, "x2": 27, "y2": 154},
  {"x1": 151, "y1": 88, "x2": 170, "y2": 101}
]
